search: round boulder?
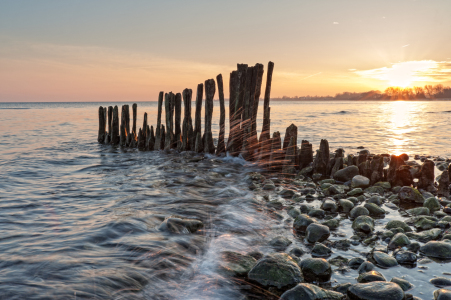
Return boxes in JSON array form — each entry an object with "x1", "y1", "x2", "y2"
[
  {"x1": 352, "y1": 175, "x2": 370, "y2": 189},
  {"x1": 420, "y1": 241, "x2": 451, "y2": 259},
  {"x1": 300, "y1": 258, "x2": 332, "y2": 283},
  {"x1": 305, "y1": 223, "x2": 330, "y2": 243},
  {"x1": 347, "y1": 282, "x2": 405, "y2": 300},
  {"x1": 334, "y1": 165, "x2": 360, "y2": 182},
  {"x1": 281, "y1": 283, "x2": 343, "y2": 300}
]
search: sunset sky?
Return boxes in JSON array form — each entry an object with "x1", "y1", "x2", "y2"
[{"x1": 1, "y1": 0, "x2": 451, "y2": 102}]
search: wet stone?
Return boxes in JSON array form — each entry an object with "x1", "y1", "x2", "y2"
[
  {"x1": 357, "y1": 261, "x2": 375, "y2": 274},
  {"x1": 414, "y1": 217, "x2": 437, "y2": 231},
  {"x1": 434, "y1": 289, "x2": 451, "y2": 300},
  {"x1": 300, "y1": 258, "x2": 332, "y2": 283},
  {"x1": 339, "y1": 199, "x2": 354, "y2": 213},
  {"x1": 269, "y1": 236, "x2": 292, "y2": 250},
  {"x1": 305, "y1": 223, "x2": 330, "y2": 243},
  {"x1": 262, "y1": 179, "x2": 276, "y2": 190},
  {"x1": 347, "y1": 282, "x2": 405, "y2": 300},
  {"x1": 290, "y1": 247, "x2": 305, "y2": 258},
  {"x1": 408, "y1": 228, "x2": 441, "y2": 243},
  {"x1": 364, "y1": 186, "x2": 385, "y2": 196},
  {"x1": 386, "y1": 220, "x2": 412, "y2": 232},
  {"x1": 394, "y1": 250, "x2": 417, "y2": 265},
  {"x1": 308, "y1": 209, "x2": 325, "y2": 219},
  {"x1": 420, "y1": 241, "x2": 451, "y2": 259},
  {"x1": 430, "y1": 277, "x2": 451, "y2": 288},
  {"x1": 369, "y1": 251, "x2": 398, "y2": 268},
  {"x1": 311, "y1": 242, "x2": 333, "y2": 257},
  {"x1": 390, "y1": 277, "x2": 413, "y2": 291},
  {"x1": 280, "y1": 283, "x2": 343, "y2": 300},
  {"x1": 388, "y1": 233, "x2": 411, "y2": 250},
  {"x1": 218, "y1": 251, "x2": 257, "y2": 277},
  {"x1": 352, "y1": 175, "x2": 370, "y2": 189},
  {"x1": 334, "y1": 165, "x2": 360, "y2": 182},
  {"x1": 357, "y1": 271, "x2": 387, "y2": 283},
  {"x1": 293, "y1": 214, "x2": 317, "y2": 233},
  {"x1": 364, "y1": 203, "x2": 385, "y2": 217},
  {"x1": 322, "y1": 218, "x2": 339, "y2": 230},
  {"x1": 350, "y1": 206, "x2": 370, "y2": 219},
  {"x1": 424, "y1": 197, "x2": 441, "y2": 213},
  {"x1": 288, "y1": 207, "x2": 301, "y2": 218},
  {"x1": 248, "y1": 253, "x2": 303, "y2": 289},
  {"x1": 352, "y1": 216, "x2": 375, "y2": 234},
  {"x1": 399, "y1": 186, "x2": 425, "y2": 203},
  {"x1": 407, "y1": 207, "x2": 430, "y2": 216},
  {"x1": 158, "y1": 217, "x2": 203, "y2": 234},
  {"x1": 348, "y1": 257, "x2": 365, "y2": 269}
]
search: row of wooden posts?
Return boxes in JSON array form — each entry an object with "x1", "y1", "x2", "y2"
[{"x1": 97, "y1": 61, "x2": 320, "y2": 175}]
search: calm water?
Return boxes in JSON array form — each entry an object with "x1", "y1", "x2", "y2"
[{"x1": 1, "y1": 100, "x2": 451, "y2": 299}]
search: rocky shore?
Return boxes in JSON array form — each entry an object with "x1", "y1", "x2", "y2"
[{"x1": 216, "y1": 150, "x2": 451, "y2": 300}]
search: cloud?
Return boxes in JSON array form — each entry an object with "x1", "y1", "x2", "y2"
[
  {"x1": 354, "y1": 60, "x2": 451, "y2": 86},
  {"x1": 402, "y1": 44, "x2": 410, "y2": 47},
  {"x1": 333, "y1": 22, "x2": 339, "y2": 25}
]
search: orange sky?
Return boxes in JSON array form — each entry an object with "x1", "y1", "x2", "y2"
[{"x1": 1, "y1": 1, "x2": 451, "y2": 101}]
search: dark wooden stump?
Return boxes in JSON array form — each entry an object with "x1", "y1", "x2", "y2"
[
  {"x1": 195, "y1": 132, "x2": 202, "y2": 153},
  {"x1": 369, "y1": 155, "x2": 384, "y2": 185},
  {"x1": 120, "y1": 105, "x2": 127, "y2": 146},
  {"x1": 226, "y1": 71, "x2": 237, "y2": 154},
  {"x1": 313, "y1": 139, "x2": 330, "y2": 177},
  {"x1": 132, "y1": 103, "x2": 137, "y2": 141},
  {"x1": 347, "y1": 154, "x2": 354, "y2": 166},
  {"x1": 174, "y1": 92, "x2": 182, "y2": 147},
  {"x1": 98, "y1": 106, "x2": 106, "y2": 143},
  {"x1": 138, "y1": 128, "x2": 145, "y2": 150},
  {"x1": 282, "y1": 136, "x2": 297, "y2": 176},
  {"x1": 417, "y1": 160, "x2": 435, "y2": 191},
  {"x1": 387, "y1": 155, "x2": 405, "y2": 185},
  {"x1": 216, "y1": 74, "x2": 226, "y2": 155},
  {"x1": 251, "y1": 63, "x2": 264, "y2": 136},
  {"x1": 330, "y1": 157, "x2": 344, "y2": 179},
  {"x1": 154, "y1": 92, "x2": 164, "y2": 150},
  {"x1": 164, "y1": 92, "x2": 174, "y2": 150},
  {"x1": 260, "y1": 61, "x2": 274, "y2": 143},
  {"x1": 107, "y1": 106, "x2": 113, "y2": 143},
  {"x1": 299, "y1": 140, "x2": 313, "y2": 170},
  {"x1": 111, "y1": 106, "x2": 120, "y2": 145},
  {"x1": 142, "y1": 112, "x2": 148, "y2": 145},
  {"x1": 241, "y1": 66, "x2": 254, "y2": 158},
  {"x1": 438, "y1": 170, "x2": 450, "y2": 197},
  {"x1": 182, "y1": 88, "x2": 193, "y2": 151},
  {"x1": 194, "y1": 84, "x2": 204, "y2": 151},
  {"x1": 160, "y1": 125, "x2": 166, "y2": 150},
  {"x1": 204, "y1": 79, "x2": 216, "y2": 154},
  {"x1": 146, "y1": 125, "x2": 155, "y2": 150},
  {"x1": 283, "y1": 124, "x2": 298, "y2": 150}
]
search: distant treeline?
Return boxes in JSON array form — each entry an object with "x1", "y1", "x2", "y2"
[{"x1": 277, "y1": 84, "x2": 451, "y2": 100}]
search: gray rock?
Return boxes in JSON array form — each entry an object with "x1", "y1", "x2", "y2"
[
  {"x1": 288, "y1": 207, "x2": 301, "y2": 218},
  {"x1": 364, "y1": 186, "x2": 385, "y2": 196},
  {"x1": 408, "y1": 228, "x2": 441, "y2": 243},
  {"x1": 269, "y1": 236, "x2": 292, "y2": 250},
  {"x1": 262, "y1": 179, "x2": 276, "y2": 190},
  {"x1": 311, "y1": 242, "x2": 333, "y2": 257},
  {"x1": 385, "y1": 220, "x2": 412, "y2": 232},
  {"x1": 334, "y1": 165, "x2": 360, "y2": 182},
  {"x1": 348, "y1": 282, "x2": 405, "y2": 300},
  {"x1": 407, "y1": 207, "x2": 430, "y2": 216},
  {"x1": 350, "y1": 206, "x2": 370, "y2": 219},
  {"x1": 424, "y1": 197, "x2": 441, "y2": 213},
  {"x1": 308, "y1": 209, "x2": 326, "y2": 219},
  {"x1": 248, "y1": 253, "x2": 303, "y2": 288},
  {"x1": 399, "y1": 186, "x2": 425, "y2": 203},
  {"x1": 431, "y1": 277, "x2": 451, "y2": 288},
  {"x1": 434, "y1": 288, "x2": 451, "y2": 300},
  {"x1": 293, "y1": 214, "x2": 317, "y2": 233},
  {"x1": 414, "y1": 217, "x2": 437, "y2": 231},
  {"x1": 370, "y1": 251, "x2": 398, "y2": 268},
  {"x1": 357, "y1": 271, "x2": 387, "y2": 283},
  {"x1": 364, "y1": 203, "x2": 386, "y2": 217},
  {"x1": 306, "y1": 223, "x2": 330, "y2": 243},
  {"x1": 357, "y1": 261, "x2": 375, "y2": 274},
  {"x1": 322, "y1": 218, "x2": 339, "y2": 230},
  {"x1": 388, "y1": 233, "x2": 411, "y2": 250},
  {"x1": 339, "y1": 199, "x2": 354, "y2": 213},
  {"x1": 394, "y1": 250, "x2": 417, "y2": 265},
  {"x1": 348, "y1": 257, "x2": 365, "y2": 269},
  {"x1": 367, "y1": 195, "x2": 383, "y2": 206},
  {"x1": 218, "y1": 251, "x2": 257, "y2": 276},
  {"x1": 321, "y1": 198, "x2": 338, "y2": 213},
  {"x1": 390, "y1": 277, "x2": 413, "y2": 291},
  {"x1": 300, "y1": 258, "x2": 332, "y2": 282},
  {"x1": 348, "y1": 188, "x2": 364, "y2": 196},
  {"x1": 352, "y1": 216, "x2": 375, "y2": 234},
  {"x1": 352, "y1": 175, "x2": 371, "y2": 189},
  {"x1": 281, "y1": 283, "x2": 344, "y2": 300},
  {"x1": 420, "y1": 241, "x2": 451, "y2": 259}
]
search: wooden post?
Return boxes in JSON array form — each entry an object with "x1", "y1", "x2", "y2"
[
  {"x1": 283, "y1": 124, "x2": 298, "y2": 150},
  {"x1": 138, "y1": 128, "x2": 145, "y2": 150},
  {"x1": 251, "y1": 63, "x2": 264, "y2": 136},
  {"x1": 241, "y1": 66, "x2": 254, "y2": 159},
  {"x1": 194, "y1": 84, "x2": 204, "y2": 151},
  {"x1": 107, "y1": 106, "x2": 113, "y2": 143},
  {"x1": 313, "y1": 139, "x2": 330, "y2": 178},
  {"x1": 260, "y1": 61, "x2": 274, "y2": 143},
  {"x1": 142, "y1": 112, "x2": 148, "y2": 145},
  {"x1": 299, "y1": 140, "x2": 313, "y2": 170},
  {"x1": 146, "y1": 125, "x2": 155, "y2": 150},
  {"x1": 282, "y1": 136, "x2": 296, "y2": 176},
  {"x1": 182, "y1": 88, "x2": 193, "y2": 151},
  {"x1": 195, "y1": 132, "x2": 202, "y2": 153},
  {"x1": 160, "y1": 125, "x2": 166, "y2": 150},
  {"x1": 164, "y1": 92, "x2": 174, "y2": 150},
  {"x1": 132, "y1": 103, "x2": 137, "y2": 141},
  {"x1": 226, "y1": 71, "x2": 237, "y2": 153},
  {"x1": 216, "y1": 74, "x2": 226, "y2": 155},
  {"x1": 120, "y1": 105, "x2": 127, "y2": 146},
  {"x1": 111, "y1": 105, "x2": 120, "y2": 145},
  {"x1": 98, "y1": 106, "x2": 106, "y2": 143},
  {"x1": 204, "y1": 79, "x2": 216, "y2": 154},
  {"x1": 174, "y1": 93, "x2": 182, "y2": 147},
  {"x1": 154, "y1": 92, "x2": 164, "y2": 150},
  {"x1": 269, "y1": 131, "x2": 282, "y2": 171}
]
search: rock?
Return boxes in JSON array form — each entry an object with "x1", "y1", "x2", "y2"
[
  {"x1": 357, "y1": 261, "x2": 375, "y2": 274},
  {"x1": 388, "y1": 233, "x2": 411, "y2": 250},
  {"x1": 348, "y1": 282, "x2": 405, "y2": 300},
  {"x1": 347, "y1": 197, "x2": 360, "y2": 205},
  {"x1": 408, "y1": 207, "x2": 430, "y2": 217},
  {"x1": 300, "y1": 258, "x2": 332, "y2": 283},
  {"x1": 311, "y1": 242, "x2": 333, "y2": 257},
  {"x1": 247, "y1": 251, "x2": 264, "y2": 260},
  {"x1": 248, "y1": 253, "x2": 303, "y2": 288},
  {"x1": 348, "y1": 188, "x2": 364, "y2": 197},
  {"x1": 394, "y1": 250, "x2": 417, "y2": 265},
  {"x1": 364, "y1": 203, "x2": 386, "y2": 217},
  {"x1": 357, "y1": 271, "x2": 387, "y2": 283},
  {"x1": 348, "y1": 257, "x2": 365, "y2": 269},
  {"x1": 352, "y1": 216, "x2": 375, "y2": 234},
  {"x1": 407, "y1": 242, "x2": 421, "y2": 253},
  {"x1": 290, "y1": 247, "x2": 305, "y2": 258},
  {"x1": 374, "y1": 182, "x2": 391, "y2": 189},
  {"x1": 424, "y1": 197, "x2": 441, "y2": 213},
  {"x1": 267, "y1": 200, "x2": 284, "y2": 210},
  {"x1": 399, "y1": 186, "x2": 425, "y2": 203},
  {"x1": 327, "y1": 185, "x2": 346, "y2": 195},
  {"x1": 321, "y1": 198, "x2": 338, "y2": 213},
  {"x1": 262, "y1": 179, "x2": 276, "y2": 190},
  {"x1": 328, "y1": 255, "x2": 348, "y2": 267},
  {"x1": 308, "y1": 209, "x2": 325, "y2": 219},
  {"x1": 386, "y1": 220, "x2": 412, "y2": 232},
  {"x1": 352, "y1": 175, "x2": 370, "y2": 189},
  {"x1": 434, "y1": 289, "x2": 451, "y2": 300},
  {"x1": 218, "y1": 251, "x2": 257, "y2": 276},
  {"x1": 281, "y1": 283, "x2": 344, "y2": 300},
  {"x1": 350, "y1": 206, "x2": 370, "y2": 219},
  {"x1": 417, "y1": 160, "x2": 435, "y2": 191},
  {"x1": 382, "y1": 230, "x2": 395, "y2": 239},
  {"x1": 420, "y1": 241, "x2": 451, "y2": 259},
  {"x1": 158, "y1": 217, "x2": 203, "y2": 234},
  {"x1": 369, "y1": 251, "x2": 398, "y2": 268},
  {"x1": 333, "y1": 283, "x2": 353, "y2": 294},
  {"x1": 430, "y1": 277, "x2": 451, "y2": 288},
  {"x1": 334, "y1": 165, "x2": 360, "y2": 182},
  {"x1": 269, "y1": 236, "x2": 292, "y2": 250},
  {"x1": 339, "y1": 199, "x2": 354, "y2": 213},
  {"x1": 438, "y1": 170, "x2": 450, "y2": 198},
  {"x1": 293, "y1": 214, "x2": 317, "y2": 233},
  {"x1": 390, "y1": 277, "x2": 413, "y2": 291},
  {"x1": 364, "y1": 186, "x2": 385, "y2": 196},
  {"x1": 367, "y1": 196, "x2": 383, "y2": 206},
  {"x1": 408, "y1": 228, "x2": 441, "y2": 242},
  {"x1": 279, "y1": 188, "x2": 296, "y2": 198},
  {"x1": 306, "y1": 223, "x2": 330, "y2": 243},
  {"x1": 288, "y1": 207, "x2": 301, "y2": 218},
  {"x1": 414, "y1": 217, "x2": 437, "y2": 231}
]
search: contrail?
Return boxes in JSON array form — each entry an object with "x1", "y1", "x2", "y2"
[{"x1": 302, "y1": 72, "x2": 322, "y2": 80}]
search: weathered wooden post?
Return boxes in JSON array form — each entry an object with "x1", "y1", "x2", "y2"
[
  {"x1": 241, "y1": 66, "x2": 254, "y2": 159},
  {"x1": 175, "y1": 93, "x2": 182, "y2": 147},
  {"x1": 226, "y1": 71, "x2": 237, "y2": 153},
  {"x1": 137, "y1": 128, "x2": 145, "y2": 150},
  {"x1": 132, "y1": 103, "x2": 137, "y2": 140},
  {"x1": 251, "y1": 63, "x2": 264, "y2": 136},
  {"x1": 269, "y1": 131, "x2": 282, "y2": 171},
  {"x1": 182, "y1": 88, "x2": 193, "y2": 151},
  {"x1": 154, "y1": 92, "x2": 164, "y2": 150},
  {"x1": 216, "y1": 74, "x2": 226, "y2": 155},
  {"x1": 259, "y1": 61, "x2": 274, "y2": 161},
  {"x1": 204, "y1": 79, "x2": 216, "y2": 154},
  {"x1": 98, "y1": 106, "x2": 106, "y2": 143},
  {"x1": 235, "y1": 64, "x2": 248, "y2": 153},
  {"x1": 193, "y1": 84, "x2": 204, "y2": 151},
  {"x1": 282, "y1": 136, "x2": 296, "y2": 176},
  {"x1": 147, "y1": 125, "x2": 155, "y2": 150},
  {"x1": 111, "y1": 105, "x2": 120, "y2": 145},
  {"x1": 106, "y1": 106, "x2": 113, "y2": 143},
  {"x1": 313, "y1": 139, "x2": 330, "y2": 178},
  {"x1": 164, "y1": 93, "x2": 173, "y2": 150},
  {"x1": 142, "y1": 112, "x2": 148, "y2": 146},
  {"x1": 283, "y1": 124, "x2": 298, "y2": 150},
  {"x1": 160, "y1": 125, "x2": 166, "y2": 150},
  {"x1": 120, "y1": 105, "x2": 127, "y2": 146},
  {"x1": 299, "y1": 140, "x2": 313, "y2": 170}
]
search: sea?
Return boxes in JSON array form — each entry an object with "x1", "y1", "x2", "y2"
[{"x1": 1, "y1": 100, "x2": 451, "y2": 300}]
